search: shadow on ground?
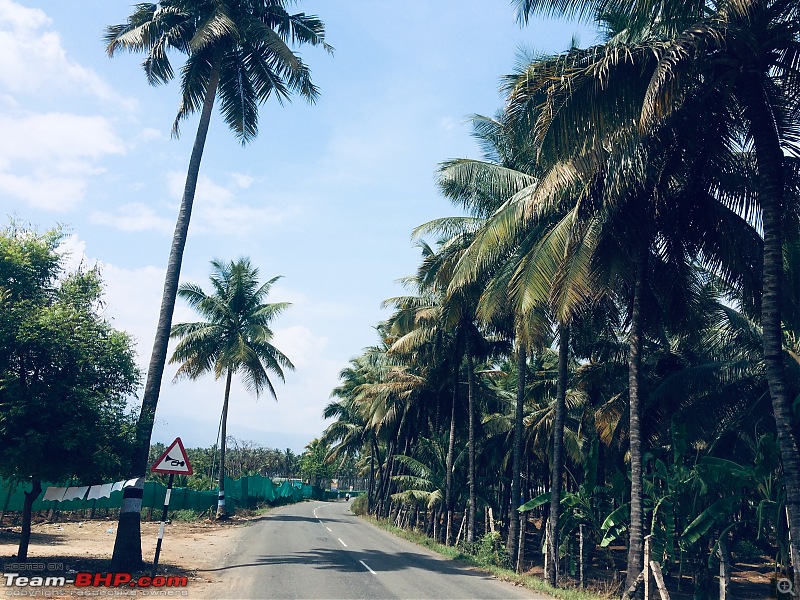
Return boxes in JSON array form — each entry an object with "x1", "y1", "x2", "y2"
[{"x1": 198, "y1": 546, "x2": 494, "y2": 582}]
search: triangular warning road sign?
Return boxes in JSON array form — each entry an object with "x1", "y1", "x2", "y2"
[{"x1": 151, "y1": 437, "x2": 193, "y2": 475}]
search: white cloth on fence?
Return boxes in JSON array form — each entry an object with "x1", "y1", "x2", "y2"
[
  {"x1": 43, "y1": 479, "x2": 141, "y2": 503},
  {"x1": 63, "y1": 486, "x2": 89, "y2": 501},
  {"x1": 86, "y1": 483, "x2": 114, "y2": 500},
  {"x1": 42, "y1": 487, "x2": 67, "y2": 502}
]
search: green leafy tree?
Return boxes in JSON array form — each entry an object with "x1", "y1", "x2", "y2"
[
  {"x1": 169, "y1": 258, "x2": 294, "y2": 518},
  {"x1": 105, "y1": 0, "x2": 330, "y2": 568},
  {"x1": 0, "y1": 224, "x2": 139, "y2": 561},
  {"x1": 282, "y1": 448, "x2": 298, "y2": 479},
  {"x1": 300, "y1": 438, "x2": 334, "y2": 488}
]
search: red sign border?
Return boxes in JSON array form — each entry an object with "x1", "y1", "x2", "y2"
[{"x1": 150, "y1": 437, "x2": 193, "y2": 475}]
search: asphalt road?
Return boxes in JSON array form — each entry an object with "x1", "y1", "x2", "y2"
[{"x1": 201, "y1": 500, "x2": 552, "y2": 599}]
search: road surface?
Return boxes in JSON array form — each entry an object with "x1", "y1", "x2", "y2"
[{"x1": 201, "y1": 500, "x2": 551, "y2": 599}]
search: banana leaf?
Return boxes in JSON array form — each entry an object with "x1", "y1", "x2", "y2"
[
  {"x1": 680, "y1": 494, "x2": 743, "y2": 548},
  {"x1": 600, "y1": 503, "x2": 630, "y2": 547},
  {"x1": 694, "y1": 457, "x2": 757, "y2": 489},
  {"x1": 518, "y1": 491, "x2": 551, "y2": 512}
]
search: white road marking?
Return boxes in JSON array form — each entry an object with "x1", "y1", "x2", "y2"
[
  {"x1": 359, "y1": 560, "x2": 377, "y2": 575},
  {"x1": 326, "y1": 527, "x2": 332, "y2": 532},
  {"x1": 338, "y1": 538, "x2": 347, "y2": 547}
]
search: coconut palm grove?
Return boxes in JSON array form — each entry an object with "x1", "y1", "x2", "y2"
[
  {"x1": 1, "y1": 0, "x2": 799, "y2": 598},
  {"x1": 317, "y1": 0, "x2": 800, "y2": 597}
]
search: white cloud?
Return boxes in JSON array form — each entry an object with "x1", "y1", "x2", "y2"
[
  {"x1": 0, "y1": 113, "x2": 124, "y2": 162},
  {"x1": 136, "y1": 128, "x2": 163, "y2": 143},
  {"x1": 166, "y1": 172, "x2": 296, "y2": 235},
  {"x1": 439, "y1": 116, "x2": 457, "y2": 131},
  {"x1": 101, "y1": 262, "x2": 170, "y2": 350},
  {"x1": 90, "y1": 202, "x2": 174, "y2": 234},
  {"x1": 272, "y1": 326, "x2": 329, "y2": 370},
  {"x1": 0, "y1": 93, "x2": 17, "y2": 108},
  {"x1": 51, "y1": 236, "x2": 169, "y2": 361},
  {"x1": 0, "y1": 112, "x2": 124, "y2": 211},
  {"x1": 79, "y1": 169, "x2": 298, "y2": 236},
  {"x1": 0, "y1": 172, "x2": 86, "y2": 211},
  {"x1": 0, "y1": 0, "x2": 45, "y2": 30},
  {"x1": 55, "y1": 234, "x2": 88, "y2": 272},
  {"x1": 167, "y1": 171, "x2": 231, "y2": 204},
  {"x1": 229, "y1": 173, "x2": 254, "y2": 189},
  {"x1": 0, "y1": 3, "x2": 138, "y2": 211},
  {"x1": 53, "y1": 236, "x2": 175, "y2": 361},
  {"x1": 271, "y1": 285, "x2": 357, "y2": 320},
  {"x1": 0, "y1": 0, "x2": 136, "y2": 109}
]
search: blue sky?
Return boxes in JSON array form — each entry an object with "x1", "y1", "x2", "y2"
[{"x1": 0, "y1": 1, "x2": 596, "y2": 453}]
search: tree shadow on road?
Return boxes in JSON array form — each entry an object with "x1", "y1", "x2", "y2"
[
  {"x1": 263, "y1": 514, "x2": 348, "y2": 525},
  {"x1": 198, "y1": 546, "x2": 496, "y2": 582}
]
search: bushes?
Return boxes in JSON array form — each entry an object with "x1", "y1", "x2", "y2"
[
  {"x1": 456, "y1": 532, "x2": 512, "y2": 569},
  {"x1": 475, "y1": 531, "x2": 511, "y2": 569},
  {"x1": 170, "y1": 509, "x2": 204, "y2": 522},
  {"x1": 350, "y1": 494, "x2": 368, "y2": 516}
]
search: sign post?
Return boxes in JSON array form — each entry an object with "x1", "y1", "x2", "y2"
[{"x1": 149, "y1": 437, "x2": 192, "y2": 577}]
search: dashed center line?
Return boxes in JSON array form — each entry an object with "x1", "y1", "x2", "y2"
[
  {"x1": 359, "y1": 560, "x2": 377, "y2": 575},
  {"x1": 338, "y1": 538, "x2": 347, "y2": 547},
  {"x1": 326, "y1": 527, "x2": 332, "y2": 532}
]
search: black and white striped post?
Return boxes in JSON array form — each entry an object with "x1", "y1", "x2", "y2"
[
  {"x1": 151, "y1": 473, "x2": 174, "y2": 578},
  {"x1": 149, "y1": 438, "x2": 192, "y2": 578}
]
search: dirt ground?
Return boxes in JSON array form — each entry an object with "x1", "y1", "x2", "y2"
[{"x1": 0, "y1": 515, "x2": 249, "y2": 599}]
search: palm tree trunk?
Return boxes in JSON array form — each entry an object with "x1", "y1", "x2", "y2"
[
  {"x1": 381, "y1": 455, "x2": 397, "y2": 519},
  {"x1": 745, "y1": 85, "x2": 800, "y2": 592},
  {"x1": 112, "y1": 50, "x2": 223, "y2": 570},
  {"x1": 378, "y1": 440, "x2": 396, "y2": 517},
  {"x1": 368, "y1": 437, "x2": 378, "y2": 514},
  {"x1": 546, "y1": 324, "x2": 569, "y2": 586},
  {"x1": 17, "y1": 479, "x2": 41, "y2": 562},
  {"x1": 508, "y1": 343, "x2": 526, "y2": 564},
  {"x1": 217, "y1": 368, "x2": 233, "y2": 519},
  {"x1": 445, "y1": 363, "x2": 458, "y2": 545},
  {"x1": 625, "y1": 253, "x2": 646, "y2": 591},
  {"x1": 466, "y1": 337, "x2": 477, "y2": 544}
]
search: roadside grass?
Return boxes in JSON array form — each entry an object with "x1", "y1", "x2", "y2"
[
  {"x1": 361, "y1": 515, "x2": 610, "y2": 600},
  {"x1": 168, "y1": 509, "x2": 205, "y2": 522},
  {"x1": 164, "y1": 503, "x2": 277, "y2": 522}
]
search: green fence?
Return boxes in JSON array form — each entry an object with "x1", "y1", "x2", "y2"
[{"x1": 0, "y1": 476, "x2": 316, "y2": 514}]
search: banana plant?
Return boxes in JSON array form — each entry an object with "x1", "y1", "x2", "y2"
[
  {"x1": 519, "y1": 438, "x2": 614, "y2": 571},
  {"x1": 598, "y1": 427, "x2": 785, "y2": 577}
]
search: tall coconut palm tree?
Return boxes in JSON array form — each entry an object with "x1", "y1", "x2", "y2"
[
  {"x1": 106, "y1": 0, "x2": 330, "y2": 569},
  {"x1": 433, "y1": 111, "x2": 554, "y2": 562},
  {"x1": 168, "y1": 258, "x2": 295, "y2": 518},
  {"x1": 383, "y1": 236, "x2": 500, "y2": 543},
  {"x1": 324, "y1": 355, "x2": 384, "y2": 511},
  {"x1": 641, "y1": 4, "x2": 800, "y2": 588},
  {"x1": 436, "y1": 114, "x2": 584, "y2": 582},
  {"x1": 384, "y1": 277, "x2": 461, "y2": 539}
]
